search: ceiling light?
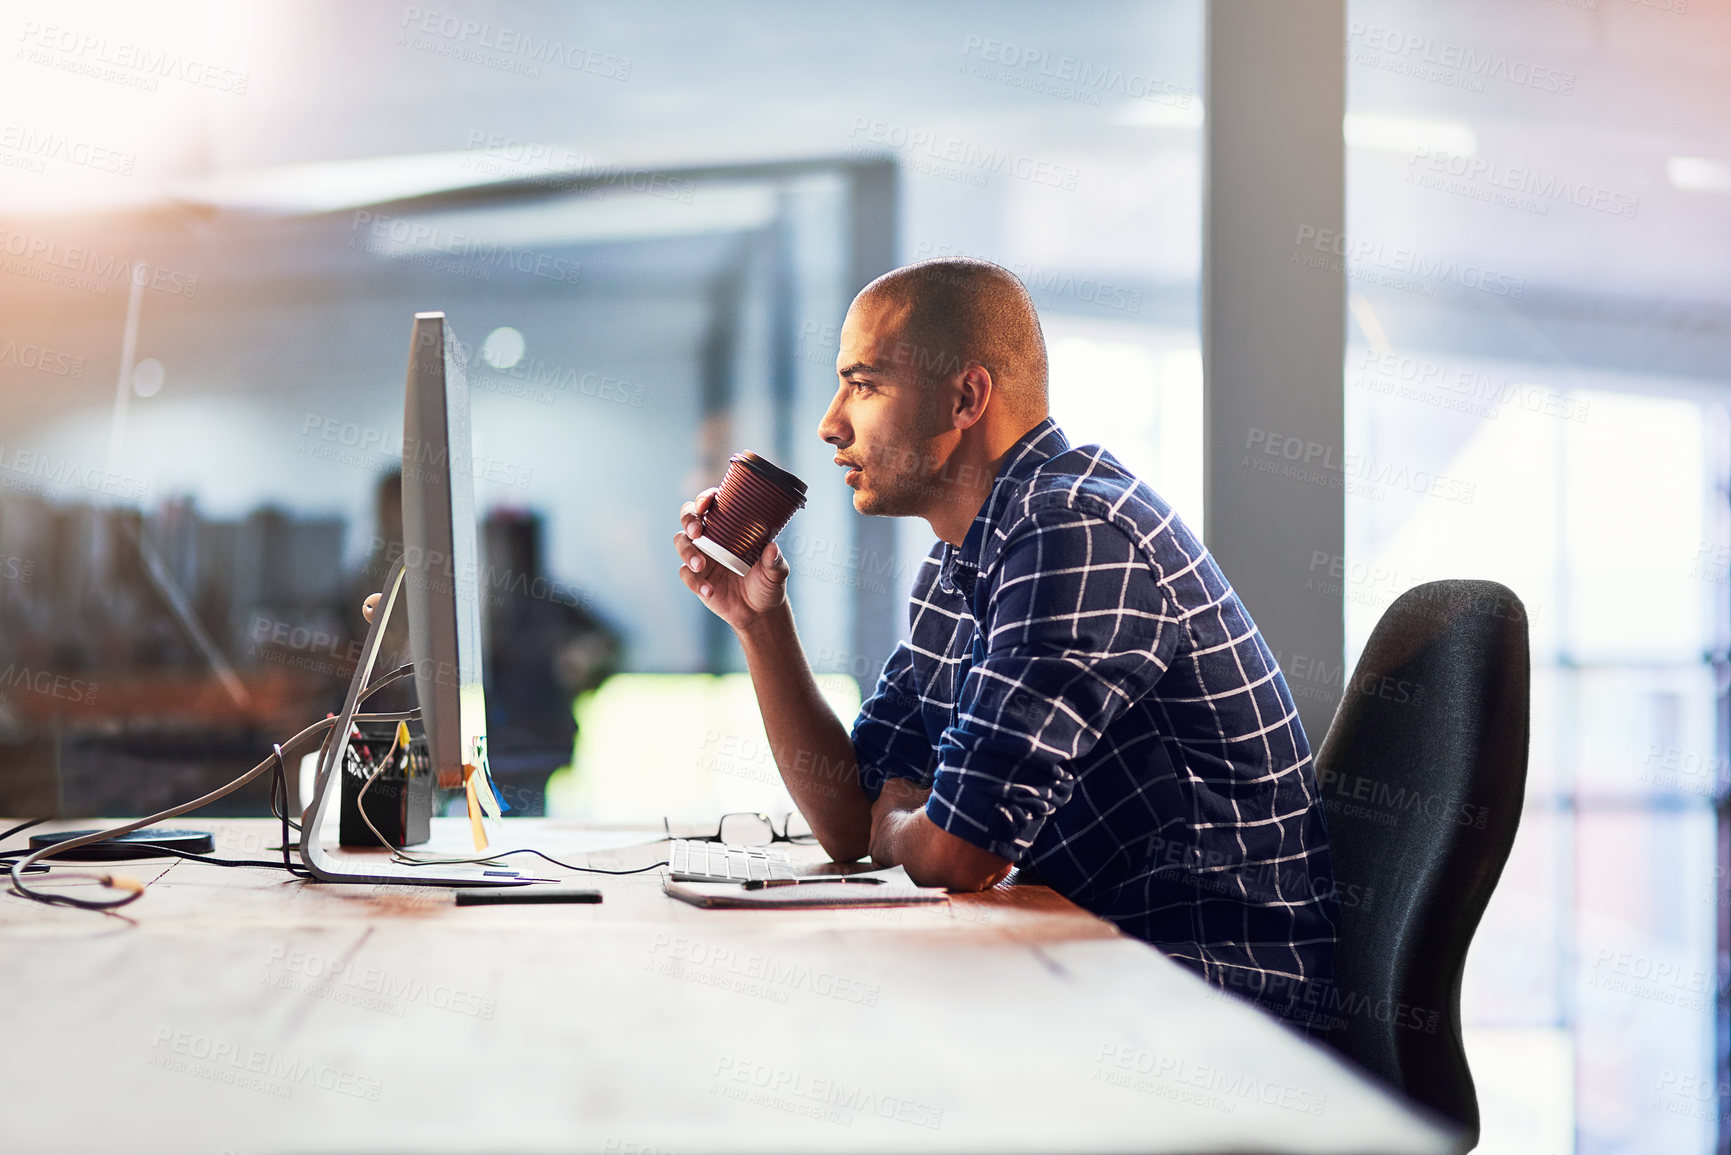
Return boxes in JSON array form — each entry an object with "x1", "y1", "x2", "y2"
[
  {"x1": 1344, "y1": 114, "x2": 1477, "y2": 156},
  {"x1": 1113, "y1": 101, "x2": 1205, "y2": 130},
  {"x1": 1666, "y1": 157, "x2": 1731, "y2": 194},
  {"x1": 481, "y1": 328, "x2": 527, "y2": 371}
]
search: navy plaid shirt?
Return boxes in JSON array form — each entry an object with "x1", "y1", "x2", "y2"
[{"x1": 852, "y1": 419, "x2": 1337, "y2": 1018}]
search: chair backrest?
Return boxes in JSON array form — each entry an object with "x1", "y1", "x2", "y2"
[{"x1": 1314, "y1": 579, "x2": 1529, "y2": 1145}]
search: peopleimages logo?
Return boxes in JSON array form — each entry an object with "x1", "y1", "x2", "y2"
[
  {"x1": 1407, "y1": 147, "x2": 1639, "y2": 220},
  {"x1": 1093, "y1": 1043, "x2": 1328, "y2": 1116},
  {"x1": 299, "y1": 414, "x2": 535, "y2": 489},
  {"x1": 264, "y1": 945, "x2": 497, "y2": 1019},
  {"x1": 0, "y1": 230, "x2": 199, "y2": 298},
  {"x1": 0, "y1": 443, "x2": 151, "y2": 503},
  {"x1": 846, "y1": 117, "x2": 1080, "y2": 191},
  {"x1": 366, "y1": 537, "x2": 601, "y2": 616},
  {"x1": 911, "y1": 240, "x2": 1143, "y2": 314},
  {"x1": 461, "y1": 131, "x2": 696, "y2": 204},
  {"x1": 1292, "y1": 225, "x2": 1525, "y2": 300},
  {"x1": 397, "y1": 7, "x2": 631, "y2": 81},
  {"x1": 0, "y1": 663, "x2": 98, "y2": 705},
  {"x1": 1347, "y1": 22, "x2": 1577, "y2": 96},
  {"x1": 350, "y1": 210, "x2": 580, "y2": 285},
  {"x1": 1244, "y1": 427, "x2": 1477, "y2": 505},
  {"x1": 15, "y1": 22, "x2": 251, "y2": 94},
  {"x1": 710, "y1": 1057, "x2": 944, "y2": 1130},
  {"x1": 956, "y1": 35, "x2": 1194, "y2": 110},
  {"x1": 149, "y1": 1027, "x2": 383, "y2": 1101},
  {"x1": 1353, "y1": 348, "x2": 1590, "y2": 424},
  {"x1": 0, "y1": 335, "x2": 84, "y2": 378},
  {"x1": 1316, "y1": 766, "x2": 1489, "y2": 831},
  {"x1": 0, "y1": 124, "x2": 136, "y2": 176},
  {"x1": 1588, "y1": 948, "x2": 1709, "y2": 1011},
  {"x1": 648, "y1": 934, "x2": 880, "y2": 1007}
]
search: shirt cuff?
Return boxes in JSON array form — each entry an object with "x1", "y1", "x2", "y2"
[
  {"x1": 924, "y1": 773, "x2": 1030, "y2": 864},
  {"x1": 857, "y1": 762, "x2": 930, "y2": 804}
]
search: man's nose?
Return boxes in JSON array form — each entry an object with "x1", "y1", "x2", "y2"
[{"x1": 818, "y1": 393, "x2": 850, "y2": 448}]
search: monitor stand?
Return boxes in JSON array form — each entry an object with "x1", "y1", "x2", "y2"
[{"x1": 298, "y1": 558, "x2": 527, "y2": 887}]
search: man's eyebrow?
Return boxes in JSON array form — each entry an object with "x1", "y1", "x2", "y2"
[{"x1": 837, "y1": 361, "x2": 880, "y2": 378}]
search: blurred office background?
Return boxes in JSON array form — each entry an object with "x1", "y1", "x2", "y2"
[{"x1": 0, "y1": 2, "x2": 1724, "y2": 1151}]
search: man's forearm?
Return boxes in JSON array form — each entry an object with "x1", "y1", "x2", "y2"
[
  {"x1": 868, "y1": 786, "x2": 1013, "y2": 891},
  {"x1": 735, "y1": 602, "x2": 872, "y2": 862}
]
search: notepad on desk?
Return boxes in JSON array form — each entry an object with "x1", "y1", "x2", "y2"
[{"x1": 663, "y1": 879, "x2": 950, "y2": 910}]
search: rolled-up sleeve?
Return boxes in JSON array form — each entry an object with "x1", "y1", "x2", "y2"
[
  {"x1": 850, "y1": 640, "x2": 937, "y2": 802},
  {"x1": 926, "y1": 504, "x2": 1175, "y2": 861}
]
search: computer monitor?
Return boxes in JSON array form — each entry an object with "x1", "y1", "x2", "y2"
[
  {"x1": 297, "y1": 312, "x2": 522, "y2": 886},
  {"x1": 401, "y1": 311, "x2": 490, "y2": 792}
]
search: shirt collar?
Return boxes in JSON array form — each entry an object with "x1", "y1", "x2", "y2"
[{"x1": 938, "y1": 417, "x2": 1069, "y2": 597}]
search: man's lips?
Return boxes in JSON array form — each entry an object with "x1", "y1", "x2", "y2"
[{"x1": 834, "y1": 457, "x2": 862, "y2": 485}]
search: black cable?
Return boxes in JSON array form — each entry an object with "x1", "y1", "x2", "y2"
[
  {"x1": 3, "y1": 837, "x2": 669, "y2": 875},
  {"x1": 391, "y1": 845, "x2": 670, "y2": 876},
  {"x1": 0, "y1": 818, "x2": 48, "y2": 844},
  {"x1": 0, "y1": 843, "x2": 308, "y2": 869},
  {"x1": 0, "y1": 844, "x2": 314, "y2": 908},
  {"x1": 505, "y1": 848, "x2": 668, "y2": 877},
  {"x1": 303, "y1": 669, "x2": 414, "y2": 874},
  {"x1": 268, "y1": 751, "x2": 302, "y2": 833},
  {"x1": 361, "y1": 663, "x2": 416, "y2": 702},
  {"x1": 0, "y1": 844, "x2": 263, "y2": 859},
  {"x1": 353, "y1": 722, "x2": 407, "y2": 853},
  {"x1": 109, "y1": 846, "x2": 308, "y2": 869},
  {"x1": 6, "y1": 657, "x2": 658, "y2": 907},
  {"x1": 8, "y1": 869, "x2": 148, "y2": 911},
  {"x1": 270, "y1": 743, "x2": 310, "y2": 878},
  {"x1": 0, "y1": 846, "x2": 288, "y2": 866},
  {"x1": 7, "y1": 695, "x2": 419, "y2": 909},
  {"x1": 4, "y1": 838, "x2": 669, "y2": 875}
]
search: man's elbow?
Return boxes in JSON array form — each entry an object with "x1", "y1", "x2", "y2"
[
  {"x1": 815, "y1": 817, "x2": 872, "y2": 866},
  {"x1": 819, "y1": 832, "x2": 870, "y2": 865}
]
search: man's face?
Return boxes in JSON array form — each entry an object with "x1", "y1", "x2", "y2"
[{"x1": 819, "y1": 297, "x2": 955, "y2": 517}]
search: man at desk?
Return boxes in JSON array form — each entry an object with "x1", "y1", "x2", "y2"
[{"x1": 673, "y1": 258, "x2": 1337, "y2": 1029}]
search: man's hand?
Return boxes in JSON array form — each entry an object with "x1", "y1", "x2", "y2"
[
  {"x1": 869, "y1": 777, "x2": 931, "y2": 831},
  {"x1": 674, "y1": 488, "x2": 790, "y2": 634},
  {"x1": 672, "y1": 488, "x2": 873, "y2": 862},
  {"x1": 867, "y1": 776, "x2": 1012, "y2": 892}
]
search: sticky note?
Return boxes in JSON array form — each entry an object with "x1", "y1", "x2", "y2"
[{"x1": 462, "y1": 764, "x2": 488, "y2": 851}]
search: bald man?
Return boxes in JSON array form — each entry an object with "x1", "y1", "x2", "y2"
[{"x1": 674, "y1": 258, "x2": 1338, "y2": 1029}]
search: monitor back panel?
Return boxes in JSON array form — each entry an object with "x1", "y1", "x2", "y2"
[{"x1": 401, "y1": 312, "x2": 488, "y2": 784}]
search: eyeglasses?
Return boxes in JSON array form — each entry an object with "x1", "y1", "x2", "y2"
[{"x1": 665, "y1": 811, "x2": 817, "y2": 847}]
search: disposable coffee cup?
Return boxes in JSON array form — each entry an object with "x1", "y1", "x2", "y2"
[{"x1": 693, "y1": 451, "x2": 808, "y2": 577}]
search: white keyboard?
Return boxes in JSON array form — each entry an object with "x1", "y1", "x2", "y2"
[{"x1": 667, "y1": 839, "x2": 796, "y2": 883}]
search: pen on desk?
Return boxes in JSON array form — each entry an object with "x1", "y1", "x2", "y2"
[{"x1": 741, "y1": 877, "x2": 885, "y2": 890}]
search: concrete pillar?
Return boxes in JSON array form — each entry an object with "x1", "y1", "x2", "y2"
[
  {"x1": 1203, "y1": 0, "x2": 1347, "y2": 742},
  {"x1": 846, "y1": 160, "x2": 901, "y2": 700}
]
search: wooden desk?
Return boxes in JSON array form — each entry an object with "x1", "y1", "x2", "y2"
[{"x1": 1, "y1": 819, "x2": 1462, "y2": 1154}]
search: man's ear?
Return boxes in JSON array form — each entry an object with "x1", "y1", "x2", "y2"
[{"x1": 952, "y1": 364, "x2": 993, "y2": 430}]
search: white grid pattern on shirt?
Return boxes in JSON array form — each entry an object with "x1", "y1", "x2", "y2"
[{"x1": 850, "y1": 420, "x2": 1338, "y2": 1012}]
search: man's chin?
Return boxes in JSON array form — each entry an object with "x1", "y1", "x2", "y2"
[
  {"x1": 852, "y1": 486, "x2": 917, "y2": 518},
  {"x1": 848, "y1": 482, "x2": 883, "y2": 515}
]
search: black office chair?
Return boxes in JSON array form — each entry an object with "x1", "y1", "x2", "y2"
[{"x1": 1313, "y1": 580, "x2": 1529, "y2": 1149}]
